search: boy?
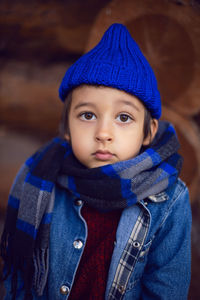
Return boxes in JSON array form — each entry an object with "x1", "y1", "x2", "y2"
[{"x1": 1, "y1": 23, "x2": 191, "y2": 300}]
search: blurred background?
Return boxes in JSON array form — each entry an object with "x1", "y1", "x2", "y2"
[{"x1": 0, "y1": 0, "x2": 200, "y2": 298}]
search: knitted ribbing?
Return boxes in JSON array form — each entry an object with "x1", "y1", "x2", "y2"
[{"x1": 59, "y1": 23, "x2": 161, "y2": 119}]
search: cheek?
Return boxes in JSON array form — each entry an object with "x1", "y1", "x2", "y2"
[
  {"x1": 119, "y1": 125, "x2": 144, "y2": 142},
  {"x1": 117, "y1": 129, "x2": 144, "y2": 156},
  {"x1": 70, "y1": 134, "x2": 91, "y2": 157},
  {"x1": 71, "y1": 135, "x2": 83, "y2": 150}
]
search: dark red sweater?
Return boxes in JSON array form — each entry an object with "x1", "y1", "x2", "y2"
[{"x1": 69, "y1": 204, "x2": 122, "y2": 300}]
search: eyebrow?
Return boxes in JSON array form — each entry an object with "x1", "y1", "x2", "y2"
[
  {"x1": 73, "y1": 99, "x2": 141, "y2": 112},
  {"x1": 117, "y1": 99, "x2": 141, "y2": 112},
  {"x1": 74, "y1": 102, "x2": 96, "y2": 110}
]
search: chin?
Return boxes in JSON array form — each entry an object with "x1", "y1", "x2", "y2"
[{"x1": 88, "y1": 161, "x2": 112, "y2": 169}]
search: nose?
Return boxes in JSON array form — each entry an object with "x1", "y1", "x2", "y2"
[{"x1": 95, "y1": 120, "x2": 113, "y2": 143}]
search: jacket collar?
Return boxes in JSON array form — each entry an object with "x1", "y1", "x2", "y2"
[{"x1": 148, "y1": 191, "x2": 169, "y2": 203}]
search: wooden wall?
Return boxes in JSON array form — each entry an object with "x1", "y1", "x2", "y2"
[{"x1": 0, "y1": 0, "x2": 200, "y2": 298}]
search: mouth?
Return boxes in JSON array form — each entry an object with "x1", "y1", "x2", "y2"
[{"x1": 93, "y1": 150, "x2": 114, "y2": 161}]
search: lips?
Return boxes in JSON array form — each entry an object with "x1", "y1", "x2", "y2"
[{"x1": 93, "y1": 150, "x2": 114, "y2": 161}]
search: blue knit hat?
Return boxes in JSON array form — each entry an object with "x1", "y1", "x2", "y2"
[{"x1": 59, "y1": 23, "x2": 161, "y2": 119}]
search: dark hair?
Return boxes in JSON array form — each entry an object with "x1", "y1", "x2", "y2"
[
  {"x1": 59, "y1": 88, "x2": 153, "y2": 141},
  {"x1": 143, "y1": 108, "x2": 153, "y2": 142},
  {"x1": 59, "y1": 90, "x2": 73, "y2": 139}
]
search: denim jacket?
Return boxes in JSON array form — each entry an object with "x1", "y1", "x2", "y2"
[{"x1": 4, "y1": 178, "x2": 191, "y2": 300}]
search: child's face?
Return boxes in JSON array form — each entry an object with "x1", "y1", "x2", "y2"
[{"x1": 65, "y1": 85, "x2": 156, "y2": 168}]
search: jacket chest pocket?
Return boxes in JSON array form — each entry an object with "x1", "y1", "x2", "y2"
[
  {"x1": 126, "y1": 239, "x2": 152, "y2": 291},
  {"x1": 108, "y1": 208, "x2": 151, "y2": 300}
]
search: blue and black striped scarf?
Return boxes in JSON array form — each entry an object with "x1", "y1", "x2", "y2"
[{"x1": 0, "y1": 121, "x2": 182, "y2": 299}]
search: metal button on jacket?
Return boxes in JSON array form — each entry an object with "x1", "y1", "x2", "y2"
[
  {"x1": 75, "y1": 199, "x2": 83, "y2": 206},
  {"x1": 60, "y1": 285, "x2": 70, "y2": 295},
  {"x1": 73, "y1": 239, "x2": 83, "y2": 249},
  {"x1": 133, "y1": 241, "x2": 140, "y2": 248}
]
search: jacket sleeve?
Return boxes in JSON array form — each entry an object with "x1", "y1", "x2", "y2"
[{"x1": 141, "y1": 184, "x2": 192, "y2": 300}]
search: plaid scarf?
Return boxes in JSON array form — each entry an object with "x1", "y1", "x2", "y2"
[{"x1": 0, "y1": 121, "x2": 182, "y2": 300}]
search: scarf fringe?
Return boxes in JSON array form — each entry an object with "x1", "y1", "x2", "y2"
[
  {"x1": 22, "y1": 258, "x2": 34, "y2": 300},
  {"x1": 1, "y1": 230, "x2": 13, "y2": 282},
  {"x1": 33, "y1": 248, "x2": 49, "y2": 296},
  {"x1": 1, "y1": 215, "x2": 49, "y2": 299},
  {"x1": 1, "y1": 230, "x2": 37, "y2": 300},
  {"x1": 11, "y1": 258, "x2": 18, "y2": 300}
]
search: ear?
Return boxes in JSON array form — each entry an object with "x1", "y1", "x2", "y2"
[
  {"x1": 143, "y1": 119, "x2": 158, "y2": 146},
  {"x1": 64, "y1": 132, "x2": 70, "y2": 141}
]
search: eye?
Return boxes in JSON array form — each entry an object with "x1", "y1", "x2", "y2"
[
  {"x1": 79, "y1": 112, "x2": 96, "y2": 121},
  {"x1": 116, "y1": 113, "x2": 133, "y2": 123}
]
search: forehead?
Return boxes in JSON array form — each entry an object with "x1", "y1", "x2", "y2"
[{"x1": 71, "y1": 84, "x2": 145, "y2": 112}]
